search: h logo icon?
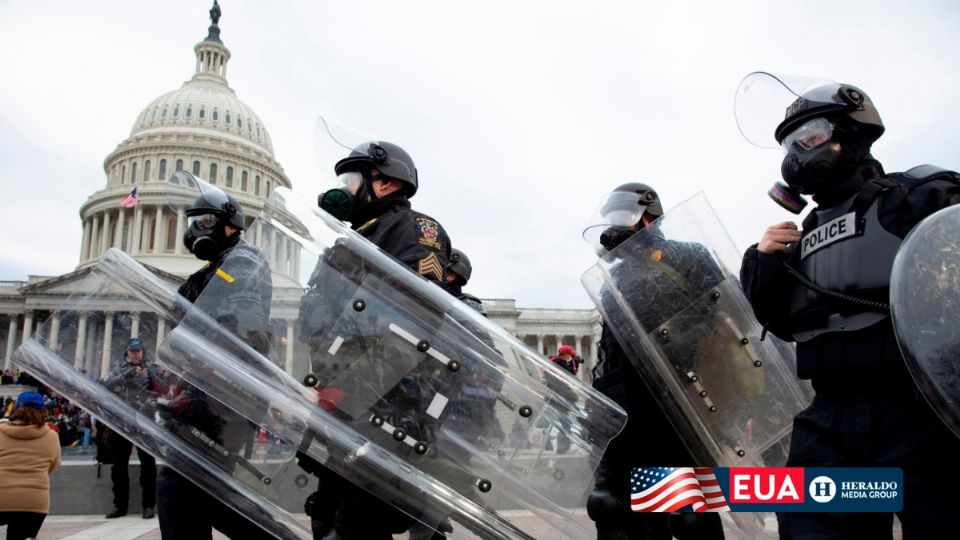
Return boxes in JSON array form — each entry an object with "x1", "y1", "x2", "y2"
[{"x1": 809, "y1": 476, "x2": 837, "y2": 503}]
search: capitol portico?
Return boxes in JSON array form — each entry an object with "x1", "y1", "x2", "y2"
[{"x1": 0, "y1": 3, "x2": 601, "y2": 384}]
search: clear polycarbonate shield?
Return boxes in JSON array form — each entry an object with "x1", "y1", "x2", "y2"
[
  {"x1": 102, "y1": 186, "x2": 626, "y2": 539},
  {"x1": 890, "y1": 204, "x2": 960, "y2": 439},
  {"x1": 582, "y1": 192, "x2": 814, "y2": 535},
  {"x1": 734, "y1": 71, "x2": 839, "y2": 148},
  {"x1": 13, "y1": 269, "x2": 314, "y2": 540}
]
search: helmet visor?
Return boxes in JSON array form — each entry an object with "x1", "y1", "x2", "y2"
[
  {"x1": 187, "y1": 213, "x2": 219, "y2": 230},
  {"x1": 582, "y1": 191, "x2": 650, "y2": 246},
  {"x1": 781, "y1": 117, "x2": 833, "y2": 153},
  {"x1": 735, "y1": 71, "x2": 839, "y2": 149}
]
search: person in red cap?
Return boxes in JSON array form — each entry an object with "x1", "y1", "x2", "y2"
[{"x1": 552, "y1": 345, "x2": 581, "y2": 376}]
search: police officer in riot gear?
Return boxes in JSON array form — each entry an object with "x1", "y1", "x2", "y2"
[
  {"x1": 156, "y1": 172, "x2": 274, "y2": 539},
  {"x1": 445, "y1": 248, "x2": 486, "y2": 315},
  {"x1": 585, "y1": 183, "x2": 724, "y2": 540},
  {"x1": 302, "y1": 140, "x2": 454, "y2": 539},
  {"x1": 740, "y1": 77, "x2": 960, "y2": 539},
  {"x1": 102, "y1": 338, "x2": 160, "y2": 520}
]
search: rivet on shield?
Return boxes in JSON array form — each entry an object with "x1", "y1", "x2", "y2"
[
  {"x1": 370, "y1": 415, "x2": 384, "y2": 427},
  {"x1": 416, "y1": 340, "x2": 430, "y2": 352},
  {"x1": 519, "y1": 405, "x2": 533, "y2": 417},
  {"x1": 553, "y1": 469, "x2": 565, "y2": 481},
  {"x1": 414, "y1": 441, "x2": 429, "y2": 455},
  {"x1": 352, "y1": 299, "x2": 366, "y2": 311},
  {"x1": 709, "y1": 405, "x2": 718, "y2": 412},
  {"x1": 736, "y1": 449, "x2": 746, "y2": 457},
  {"x1": 754, "y1": 360, "x2": 763, "y2": 367},
  {"x1": 740, "y1": 338, "x2": 750, "y2": 345},
  {"x1": 263, "y1": 477, "x2": 272, "y2": 485},
  {"x1": 687, "y1": 372, "x2": 699, "y2": 383},
  {"x1": 303, "y1": 373, "x2": 319, "y2": 387},
  {"x1": 392, "y1": 428, "x2": 407, "y2": 441},
  {"x1": 476, "y1": 478, "x2": 492, "y2": 493},
  {"x1": 711, "y1": 291, "x2": 721, "y2": 301},
  {"x1": 295, "y1": 474, "x2": 310, "y2": 488},
  {"x1": 699, "y1": 390, "x2": 708, "y2": 397},
  {"x1": 447, "y1": 360, "x2": 461, "y2": 372}
]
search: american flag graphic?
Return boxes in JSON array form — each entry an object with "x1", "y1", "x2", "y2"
[
  {"x1": 120, "y1": 187, "x2": 140, "y2": 208},
  {"x1": 631, "y1": 466, "x2": 730, "y2": 512}
]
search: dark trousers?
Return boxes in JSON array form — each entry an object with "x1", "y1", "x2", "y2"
[
  {"x1": 778, "y1": 394, "x2": 958, "y2": 540},
  {"x1": 0, "y1": 511, "x2": 46, "y2": 540},
  {"x1": 111, "y1": 435, "x2": 157, "y2": 510},
  {"x1": 156, "y1": 467, "x2": 274, "y2": 540}
]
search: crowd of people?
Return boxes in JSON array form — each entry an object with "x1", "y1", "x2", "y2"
[{"x1": 1, "y1": 370, "x2": 94, "y2": 449}]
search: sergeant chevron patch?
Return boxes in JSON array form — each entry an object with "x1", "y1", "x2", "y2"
[{"x1": 418, "y1": 253, "x2": 444, "y2": 281}]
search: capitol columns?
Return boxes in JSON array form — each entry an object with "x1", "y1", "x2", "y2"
[
  {"x1": 21, "y1": 311, "x2": 33, "y2": 344},
  {"x1": 48, "y1": 312, "x2": 61, "y2": 351},
  {"x1": 153, "y1": 206, "x2": 164, "y2": 253},
  {"x1": 74, "y1": 313, "x2": 88, "y2": 370},
  {"x1": 285, "y1": 322, "x2": 295, "y2": 375},
  {"x1": 4, "y1": 316, "x2": 18, "y2": 370},
  {"x1": 130, "y1": 312, "x2": 141, "y2": 338},
  {"x1": 174, "y1": 207, "x2": 186, "y2": 255},
  {"x1": 132, "y1": 204, "x2": 143, "y2": 254},
  {"x1": 100, "y1": 211, "x2": 112, "y2": 254},
  {"x1": 100, "y1": 312, "x2": 114, "y2": 379},
  {"x1": 80, "y1": 219, "x2": 92, "y2": 262},
  {"x1": 156, "y1": 316, "x2": 166, "y2": 356},
  {"x1": 115, "y1": 208, "x2": 126, "y2": 251}
]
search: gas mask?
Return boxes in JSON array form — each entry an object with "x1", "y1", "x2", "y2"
[
  {"x1": 183, "y1": 213, "x2": 227, "y2": 261},
  {"x1": 318, "y1": 171, "x2": 367, "y2": 221},
  {"x1": 775, "y1": 117, "x2": 866, "y2": 208},
  {"x1": 598, "y1": 226, "x2": 638, "y2": 253}
]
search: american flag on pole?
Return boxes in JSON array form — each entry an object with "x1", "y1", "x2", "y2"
[
  {"x1": 631, "y1": 466, "x2": 730, "y2": 512},
  {"x1": 120, "y1": 187, "x2": 140, "y2": 208}
]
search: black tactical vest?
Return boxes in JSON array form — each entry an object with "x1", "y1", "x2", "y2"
[{"x1": 788, "y1": 193, "x2": 901, "y2": 342}]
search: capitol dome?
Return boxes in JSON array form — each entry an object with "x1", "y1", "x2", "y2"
[
  {"x1": 77, "y1": 3, "x2": 293, "y2": 279},
  {"x1": 130, "y1": 50, "x2": 275, "y2": 156}
]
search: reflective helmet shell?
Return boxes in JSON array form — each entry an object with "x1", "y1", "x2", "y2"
[
  {"x1": 448, "y1": 248, "x2": 472, "y2": 285},
  {"x1": 179, "y1": 171, "x2": 246, "y2": 229},
  {"x1": 775, "y1": 83, "x2": 884, "y2": 145},
  {"x1": 334, "y1": 141, "x2": 419, "y2": 197},
  {"x1": 610, "y1": 182, "x2": 663, "y2": 218}
]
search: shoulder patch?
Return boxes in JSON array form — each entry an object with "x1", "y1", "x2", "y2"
[
  {"x1": 418, "y1": 253, "x2": 445, "y2": 281},
  {"x1": 215, "y1": 268, "x2": 235, "y2": 283},
  {"x1": 415, "y1": 216, "x2": 445, "y2": 250}
]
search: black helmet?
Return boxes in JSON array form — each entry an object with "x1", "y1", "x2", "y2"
[
  {"x1": 178, "y1": 172, "x2": 245, "y2": 229},
  {"x1": 334, "y1": 141, "x2": 418, "y2": 197},
  {"x1": 608, "y1": 183, "x2": 663, "y2": 218},
  {"x1": 775, "y1": 83, "x2": 884, "y2": 145},
  {"x1": 448, "y1": 249, "x2": 472, "y2": 286}
]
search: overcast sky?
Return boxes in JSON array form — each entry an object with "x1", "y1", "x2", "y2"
[{"x1": 1, "y1": 0, "x2": 958, "y2": 309}]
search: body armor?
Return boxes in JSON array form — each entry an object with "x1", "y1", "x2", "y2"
[{"x1": 788, "y1": 194, "x2": 901, "y2": 342}]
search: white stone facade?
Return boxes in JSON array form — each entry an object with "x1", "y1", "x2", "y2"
[{"x1": 0, "y1": 5, "x2": 602, "y2": 383}]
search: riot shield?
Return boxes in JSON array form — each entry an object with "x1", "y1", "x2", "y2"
[
  {"x1": 890, "y1": 204, "x2": 960, "y2": 438},
  {"x1": 13, "y1": 273, "x2": 314, "y2": 540},
  {"x1": 96, "y1": 184, "x2": 626, "y2": 539},
  {"x1": 582, "y1": 192, "x2": 814, "y2": 534}
]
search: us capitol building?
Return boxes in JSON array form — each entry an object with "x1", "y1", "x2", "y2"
[{"x1": 0, "y1": 3, "x2": 600, "y2": 383}]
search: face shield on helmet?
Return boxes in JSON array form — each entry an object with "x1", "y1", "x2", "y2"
[
  {"x1": 314, "y1": 116, "x2": 418, "y2": 222},
  {"x1": 165, "y1": 171, "x2": 245, "y2": 261},
  {"x1": 583, "y1": 190, "x2": 657, "y2": 254},
  {"x1": 735, "y1": 71, "x2": 884, "y2": 211}
]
